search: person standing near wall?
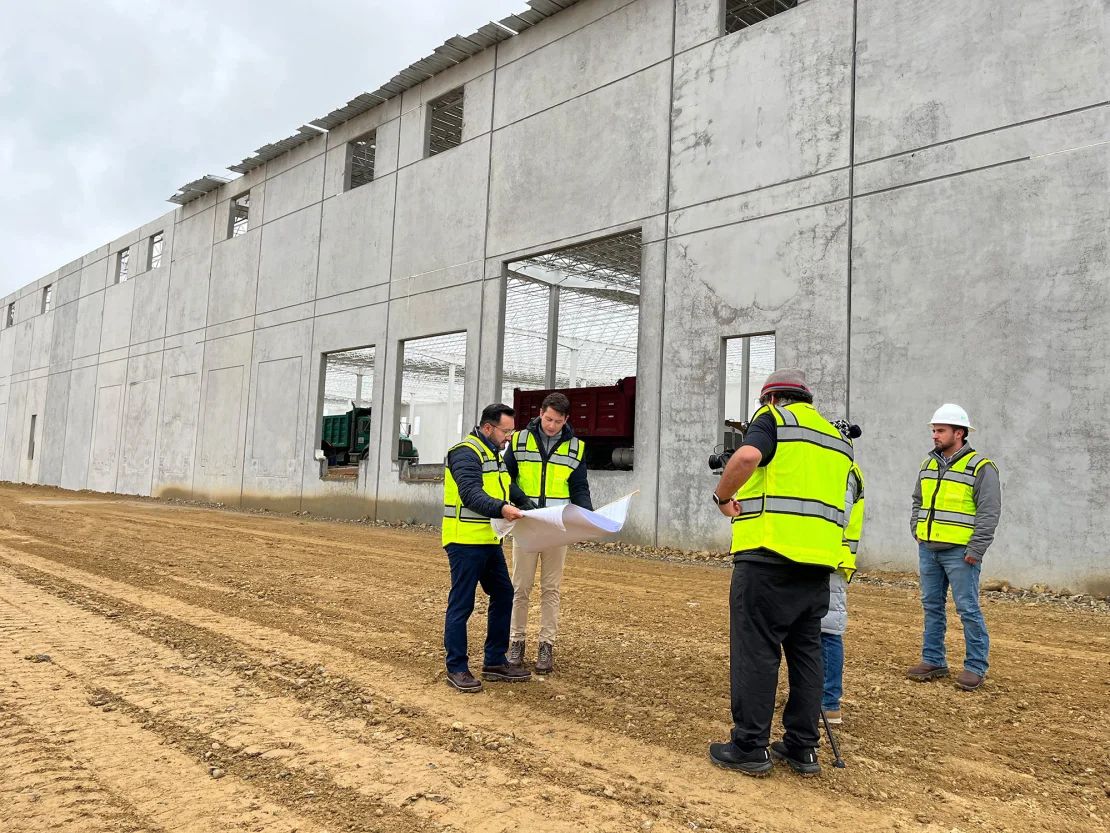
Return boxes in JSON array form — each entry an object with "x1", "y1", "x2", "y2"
[
  {"x1": 503, "y1": 392, "x2": 593, "y2": 674},
  {"x1": 441, "y1": 403, "x2": 534, "y2": 693},
  {"x1": 707, "y1": 369, "x2": 854, "y2": 778},
  {"x1": 906, "y1": 404, "x2": 1001, "y2": 692}
]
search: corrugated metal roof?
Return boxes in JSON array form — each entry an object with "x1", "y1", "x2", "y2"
[
  {"x1": 169, "y1": 1, "x2": 582, "y2": 204},
  {"x1": 168, "y1": 174, "x2": 231, "y2": 205}
]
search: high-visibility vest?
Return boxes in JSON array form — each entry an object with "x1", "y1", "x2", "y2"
[
  {"x1": 731, "y1": 402, "x2": 854, "y2": 571},
  {"x1": 442, "y1": 433, "x2": 511, "y2": 546},
  {"x1": 915, "y1": 450, "x2": 994, "y2": 546},
  {"x1": 840, "y1": 463, "x2": 865, "y2": 581},
  {"x1": 510, "y1": 429, "x2": 585, "y2": 508}
]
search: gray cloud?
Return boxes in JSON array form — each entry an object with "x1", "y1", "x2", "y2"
[{"x1": 0, "y1": 0, "x2": 525, "y2": 296}]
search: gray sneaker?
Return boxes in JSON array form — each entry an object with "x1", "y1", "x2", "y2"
[
  {"x1": 535, "y1": 641, "x2": 554, "y2": 674},
  {"x1": 507, "y1": 640, "x2": 525, "y2": 668}
]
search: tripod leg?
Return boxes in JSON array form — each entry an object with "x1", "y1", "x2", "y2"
[{"x1": 820, "y1": 709, "x2": 846, "y2": 768}]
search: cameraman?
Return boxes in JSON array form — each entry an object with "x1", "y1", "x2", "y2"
[{"x1": 707, "y1": 369, "x2": 855, "y2": 778}]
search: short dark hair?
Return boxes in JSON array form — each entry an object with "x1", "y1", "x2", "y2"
[
  {"x1": 953, "y1": 425, "x2": 969, "y2": 443},
  {"x1": 479, "y1": 403, "x2": 514, "y2": 427},
  {"x1": 540, "y1": 392, "x2": 571, "y2": 416}
]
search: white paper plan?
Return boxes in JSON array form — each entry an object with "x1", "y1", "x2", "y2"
[{"x1": 491, "y1": 492, "x2": 637, "y2": 551}]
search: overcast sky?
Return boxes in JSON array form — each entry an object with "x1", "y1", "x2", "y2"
[{"x1": 0, "y1": 0, "x2": 528, "y2": 298}]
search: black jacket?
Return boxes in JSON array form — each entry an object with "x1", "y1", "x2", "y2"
[
  {"x1": 503, "y1": 418, "x2": 593, "y2": 510},
  {"x1": 446, "y1": 429, "x2": 532, "y2": 518}
]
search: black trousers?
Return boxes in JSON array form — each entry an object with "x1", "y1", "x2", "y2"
[{"x1": 729, "y1": 559, "x2": 830, "y2": 751}]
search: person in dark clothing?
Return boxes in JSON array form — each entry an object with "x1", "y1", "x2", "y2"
[{"x1": 441, "y1": 403, "x2": 534, "y2": 693}]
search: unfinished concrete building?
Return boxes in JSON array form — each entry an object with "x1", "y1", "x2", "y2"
[{"x1": 1, "y1": 0, "x2": 1107, "y2": 591}]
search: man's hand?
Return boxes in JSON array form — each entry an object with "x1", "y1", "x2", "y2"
[
  {"x1": 501, "y1": 503, "x2": 524, "y2": 521},
  {"x1": 964, "y1": 553, "x2": 980, "y2": 566},
  {"x1": 716, "y1": 498, "x2": 741, "y2": 517}
]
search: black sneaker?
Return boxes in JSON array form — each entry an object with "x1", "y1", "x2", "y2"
[
  {"x1": 481, "y1": 664, "x2": 532, "y2": 682},
  {"x1": 708, "y1": 742, "x2": 772, "y2": 776},
  {"x1": 770, "y1": 741, "x2": 821, "y2": 776}
]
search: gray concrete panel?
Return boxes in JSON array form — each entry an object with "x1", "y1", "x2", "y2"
[
  {"x1": 0, "y1": 328, "x2": 13, "y2": 379},
  {"x1": 670, "y1": 0, "x2": 852, "y2": 212},
  {"x1": 54, "y1": 271, "x2": 80, "y2": 307},
  {"x1": 263, "y1": 154, "x2": 325, "y2": 224},
  {"x1": 850, "y1": 145, "x2": 1109, "y2": 591},
  {"x1": 29, "y1": 311, "x2": 54, "y2": 372},
  {"x1": 10, "y1": 320, "x2": 33, "y2": 376},
  {"x1": 173, "y1": 206, "x2": 216, "y2": 259},
  {"x1": 60, "y1": 364, "x2": 97, "y2": 491},
  {"x1": 317, "y1": 175, "x2": 396, "y2": 299},
  {"x1": 116, "y1": 352, "x2": 162, "y2": 496},
  {"x1": 49, "y1": 300, "x2": 78, "y2": 370},
  {"x1": 0, "y1": 380, "x2": 27, "y2": 481},
  {"x1": 87, "y1": 359, "x2": 128, "y2": 493},
  {"x1": 497, "y1": 0, "x2": 632, "y2": 66},
  {"x1": 674, "y1": 0, "x2": 720, "y2": 55},
  {"x1": 658, "y1": 202, "x2": 850, "y2": 550},
  {"x1": 192, "y1": 332, "x2": 253, "y2": 504},
  {"x1": 131, "y1": 268, "x2": 171, "y2": 344},
  {"x1": 166, "y1": 249, "x2": 211, "y2": 336},
  {"x1": 391, "y1": 135, "x2": 490, "y2": 280},
  {"x1": 256, "y1": 204, "x2": 321, "y2": 314},
  {"x1": 854, "y1": 0, "x2": 1109, "y2": 162},
  {"x1": 79, "y1": 258, "x2": 109, "y2": 298},
  {"x1": 99, "y1": 279, "x2": 135, "y2": 353},
  {"x1": 208, "y1": 229, "x2": 261, "y2": 326},
  {"x1": 152, "y1": 336, "x2": 204, "y2": 497},
  {"x1": 39, "y1": 369, "x2": 71, "y2": 486},
  {"x1": 494, "y1": 0, "x2": 672, "y2": 129},
  {"x1": 462, "y1": 72, "x2": 494, "y2": 141},
  {"x1": 72, "y1": 292, "x2": 105, "y2": 360},
  {"x1": 488, "y1": 64, "x2": 670, "y2": 257}
]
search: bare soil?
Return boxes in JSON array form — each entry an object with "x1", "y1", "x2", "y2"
[{"x1": 0, "y1": 484, "x2": 1106, "y2": 833}]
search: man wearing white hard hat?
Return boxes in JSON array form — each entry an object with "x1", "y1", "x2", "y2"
[{"x1": 906, "y1": 404, "x2": 1001, "y2": 691}]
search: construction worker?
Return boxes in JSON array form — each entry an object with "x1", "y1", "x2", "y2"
[
  {"x1": 906, "y1": 403, "x2": 1001, "y2": 691},
  {"x1": 441, "y1": 403, "x2": 534, "y2": 693},
  {"x1": 503, "y1": 392, "x2": 593, "y2": 674},
  {"x1": 708, "y1": 369, "x2": 854, "y2": 778}
]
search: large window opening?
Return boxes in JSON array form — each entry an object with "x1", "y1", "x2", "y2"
[
  {"x1": 319, "y1": 346, "x2": 375, "y2": 480},
  {"x1": 346, "y1": 131, "x2": 376, "y2": 190},
  {"x1": 399, "y1": 332, "x2": 467, "y2": 469},
  {"x1": 722, "y1": 333, "x2": 776, "y2": 449},
  {"x1": 723, "y1": 0, "x2": 798, "y2": 35},
  {"x1": 228, "y1": 192, "x2": 251, "y2": 238},
  {"x1": 426, "y1": 87, "x2": 464, "y2": 156},
  {"x1": 503, "y1": 230, "x2": 641, "y2": 470}
]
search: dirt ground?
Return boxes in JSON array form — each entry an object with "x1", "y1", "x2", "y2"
[{"x1": 0, "y1": 485, "x2": 1106, "y2": 833}]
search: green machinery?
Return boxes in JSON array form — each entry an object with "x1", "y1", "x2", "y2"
[{"x1": 321, "y1": 405, "x2": 418, "y2": 466}]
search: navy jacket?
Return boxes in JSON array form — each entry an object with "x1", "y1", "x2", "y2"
[
  {"x1": 446, "y1": 428, "x2": 532, "y2": 518},
  {"x1": 503, "y1": 417, "x2": 593, "y2": 510}
]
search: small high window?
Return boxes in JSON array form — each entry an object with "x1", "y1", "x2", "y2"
[
  {"x1": 148, "y1": 231, "x2": 164, "y2": 269},
  {"x1": 228, "y1": 192, "x2": 251, "y2": 238},
  {"x1": 426, "y1": 88, "x2": 464, "y2": 156},
  {"x1": 6, "y1": 302, "x2": 14, "y2": 328},
  {"x1": 116, "y1": 248, "x2": 130, "y2": 283},
  {"x1": 723, "y1": 0, "x2": 797, "y2": 35},
  {"x1": 347, "y1": 131, "x2": 376, "y2": 190},
  {"x1": 28, "y1": 414, "x2": 37, "y2": 461},
  {"x1": 41, "y1": 285, "x2": 53, "y2": 314}
]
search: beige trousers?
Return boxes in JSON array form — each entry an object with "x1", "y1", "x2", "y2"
[{"x1": 509, "y1": 540, "x2": 567, "y2": 644}]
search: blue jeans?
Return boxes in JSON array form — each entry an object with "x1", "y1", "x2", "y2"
[
  {"x1": 918, "y1": 543, "x2": 989, "y2": 676},
  {"x1": 444, "y1": 543, "x2": 514, "y2": 674},
  {"x1": 821, "y1": 633, "x2": 843, "y2": 711}
]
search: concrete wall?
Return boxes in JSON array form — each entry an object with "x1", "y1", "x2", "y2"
[{"x1": 1, "y1": 0, "x2": 1106, "y2": 591}]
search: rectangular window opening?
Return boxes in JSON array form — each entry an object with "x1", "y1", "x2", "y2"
[
  {"x1": 41, "y1": 285, "x2": 53, "y2": 314},
  {"x1": 346, "y1": 130, "x2": 377, "y2": 190},
  {"x1": 426, "y1": 87, "x2": 464, "y2": 157},
  {"x1": 399, "y1": 331, "x2": 467, "y2": 468},
  {"x1": 5, "y1": 302, "x2": 14, "y2": 328},
  {"x1": 723, "y1": 0, "x2": 798, "y2": 35},
  {"x1": 503, "y1": 230, "x2": 642, "y2": 470},
  {"x1": 722, "y1": 333, "x2": 777, "y2": 448},
  {"x1": 116, "y1": 248, "x2": 130, "y2": 283},
  {"x1": 319, "y1": 345, "x2": 376, "y2": 480},
  {"x1": 229, "y1": 192, "x2": 251, "y2": 238},
  {"x1": 148, "y1": 231, "x2": 164, "y2": 269},
  {"x1": 28, "y1": 414, "x2": 37, "y2": 461}
]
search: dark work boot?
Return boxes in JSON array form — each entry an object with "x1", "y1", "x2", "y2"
[
  {"x1": 535, "y1": 641, "x2": 554, "y2": 674},
  {"x1": 507, "y1": 640, "x2": 525, "y2": 668},
  {"x1": 770, "y1": 741, "x2": 821, "y2": 776},
  {"x1": 708, "y1": 742, "x2": 772, "y2": 776},
  {"x1": 906, "y1": 662, "x2": 949, "y2": 682},
  {"x1": 954, "y1": 670, "x2": 986, "y2": 691},
  {"x1": 445, "y1": 670, "x2": 483, "y2": 693},
  {"x1": 481, "y1": 663, "x2": 532, "y2": 682}
]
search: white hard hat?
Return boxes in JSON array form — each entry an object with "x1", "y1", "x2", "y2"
[{"x1": 929, "y1": 403, "x2": 974, "y2": 432}]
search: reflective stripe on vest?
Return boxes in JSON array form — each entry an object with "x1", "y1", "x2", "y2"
[
  {"x1": 731, "y1": 402, "x2": 854, "y2": 571},
  {"x1": 511, "y1": 429, "x2": 584, "y2": 507},
  {"x1": 442, "y1": 434, "x2": 511, "y2": 546},
  {"x1": 841, "y1": 463, "x2": 864, "y2": 581},
  {"x1": 915, "y1": 451, "x2": 993, "y2": 546}
]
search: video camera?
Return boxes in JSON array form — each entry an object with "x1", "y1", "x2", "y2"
[{"x1": 708, "y1": 418, "x2": 861, "y2": 474}]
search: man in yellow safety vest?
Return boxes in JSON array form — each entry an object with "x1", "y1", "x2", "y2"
[
  {"x1": 708, "y1": 369, "x2": 855, "y2": 778},
  {"x1": 906, "y1": 403, "x2": 1000, "y2": 692}
]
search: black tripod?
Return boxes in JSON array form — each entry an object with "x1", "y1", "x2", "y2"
[{"x1": 820, "y1": 710, "x2": 846, "y2": 768}]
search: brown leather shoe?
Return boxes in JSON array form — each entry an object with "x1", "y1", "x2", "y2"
[
  {"x1": 481, "y1": 664, "x2": 531, "y2": 682},
  {"x1": 507, "y1": 640, "x2": 525, "y2": 668},
  {"x1": 535, "y1": 642, "x2": 554, "y2": 674},
  {"x1": 954, "y1": 670, "x2": 985, "y2": 691},
  {"x1": 906, "y1": 662, "x2": 949, "y2": 682},
  {"x1": 446, "y1": 670, "x2": 483, "y2": 693}
]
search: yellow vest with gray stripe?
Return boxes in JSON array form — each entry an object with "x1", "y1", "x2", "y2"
[
  {"x1": 510, "y1": 429, "x2": 584, "y2": 508},
  {"x1": 841, "y1": 463, "x2": 864, "y2": 580},
  {"x1": 916, "y1": 451, "x2": 993, "y2": 545},
  {"x1": 731, "y1": 402, "x2": 854, "y2": 571},
  {"x1": 442, "y1": 433, "x2": 511, "y2": 546}
]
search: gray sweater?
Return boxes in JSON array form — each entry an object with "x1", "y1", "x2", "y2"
[{"x1": 910, "y1": 444, "x2": 1001, "y2": 562}]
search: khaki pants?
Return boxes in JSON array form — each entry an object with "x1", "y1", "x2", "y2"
[{"x1": 509, "y1": 540, "x2": 567, "y2": 644}]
